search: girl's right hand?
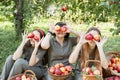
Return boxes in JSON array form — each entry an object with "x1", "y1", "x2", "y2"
[
  {"x1": 79, "y1": 32, "x2": 88, "y2": 44},
  {"x1": 49, "y1": 23, "x2": 55, "y2": 33},
  {"x1": 22, "y1": 30, "x2": 29, "y2": 44}
]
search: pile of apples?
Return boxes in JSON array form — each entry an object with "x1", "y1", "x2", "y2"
[
  {"x1": 82, "y1": 66, "x2": 101, "y2": 75},
  {"x1": 15, "y1": 74, "x2": 31, "y2": 80},
  {"x1": 108, "y1": 57, "x2": 120, "y2": 73},
  {"x1": 107, "y1": 76, "x2": 120, "y2": 80},
  {"x1": 85, "y1": 33, "x2": 100, "y2": 41},
  {"x1": 49, "y1": 63, "x2": 72, "y2": 76}
]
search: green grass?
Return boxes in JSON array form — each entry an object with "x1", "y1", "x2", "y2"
[{"x1": 0, "y1": 20, "x2": 119, "y2": 73}]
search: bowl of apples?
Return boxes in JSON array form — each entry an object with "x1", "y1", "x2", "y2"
[
  {"x1": 48, "y1": 63, "x2": 72, "y2": 80},
  {"x1": 9, "y1": 70, "x2": 37, "y2": 80},
  {"x1": 82, "y1": 60, "x2": 103, "y2": 80},
  {"x1": 107, "y1": 51, "x2": 120, "y2": 76}
]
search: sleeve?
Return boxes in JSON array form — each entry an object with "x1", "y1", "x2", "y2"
[
  {"x1": 70, "y1": 37, "x2": 77, "y2": 46},
  {"x1": 36, "y1": 47, "x2": 47, "y2": 61}
]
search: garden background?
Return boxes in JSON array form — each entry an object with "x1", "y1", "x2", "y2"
[{"x1": 0, "y1": 0, "x2": 120, "y2": 73}]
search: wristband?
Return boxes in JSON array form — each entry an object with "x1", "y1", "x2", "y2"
[{"x1": 48, "y1": 31, "x2": 52, "y2": 34}]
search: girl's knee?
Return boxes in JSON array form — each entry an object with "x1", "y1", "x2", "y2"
[{"x1": 14, "y1": 58, "x2": 26, "y2": 66}]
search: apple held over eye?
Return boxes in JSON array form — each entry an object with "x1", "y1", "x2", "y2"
[
  {"x1": 34, "y1": 36, "x2": 39, "y2": 41},
  {"x1": 61, "y1": 6, "x2": 67, "y2": 12},
  {"x1": 94, "y1": 35, "x2": 100, "y2": 41},
  {"x1": 61, "y1": 26, "x2": 67, "y2": 32},
  {"x1": 28, "y1": 33, "x2": 34, "y2": 38},
  {"x1": 85, "y1": 34, "x2": 94, "y2": 40},
  {"x1": 55, "y1": 25, "x2": 61, "y2": 31}
]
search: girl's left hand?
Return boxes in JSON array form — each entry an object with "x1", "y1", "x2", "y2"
[
  {"x1": 34, "y1": 37, "x2": 44, "y2": 48},
  {"x1": 94, "y1": 36, "x2": 108, "y2": 47}
]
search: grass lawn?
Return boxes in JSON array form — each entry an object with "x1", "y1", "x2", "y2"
[{"x1": 0, "y1": 21, "x2": 120, "y2": 73}]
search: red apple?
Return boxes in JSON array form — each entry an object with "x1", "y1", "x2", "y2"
[
  {"x1": 60, "y1": 67, "x2": 66, "y2": 73},
  {"x1": 85, "y1": 67, "x2": 92, "y2": 73},
  {"x1": 107, "y1": 77, "x2": 113, "y2": 80},
  {"x1": 55, "y1": 63, "x2": 60, "y2": 68},
  {"x1": 34, "y1": 36, "x2": 39, "y2": 41},
  {"x1": 49, "y1": 66, "x2": 56, "y2": 74},
  {"x1": 85, "y1": 34, "x2": 94, "y2": 40},
  {"x1": 113, "y1": 76, "x2": 120, "y2": 80},
  {"x1": 61, "y1": 26, "x2": 67, "y2": 32},
  {"x1": 28, "y1": 33, "x2": 34, "y2": 38},
  {"x1": 94, "y1": 35, "x2": 100, "y2": 41},
  {"x1": 93, "y1": 69, "x2": 100, "y2": 75},
  {"x1": 61, "y1": 6, "x2": 67, "y2": 12},
  {"x1": 15, "y1": 76, "x2": 21, "y2": 80},
  {"x1": 89, "y1": 71, "x2": 94, "y2": 75},
  {"x1": 113, "y1": 66, "x2": 118, "y2": 70},
  {"x1": 64, "y1": 71, "x2": 69, "y2": 75},
  {"x1": 65, "y1": 66, "x2": 72, "y2": 72},
  {"x1": 59, "y1": 63, "x2": 64, "y2": 67},
  {"x1": 110, "y1": 58, "x2": 116, "y2": 63},
  {"x1": 55, "y1": 26, "x2": 61, "y2": 31},
  {"x1": 55, "y1": 68, "x2": 62, "y2": 75}
]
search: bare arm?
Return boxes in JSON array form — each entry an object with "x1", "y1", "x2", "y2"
[
  {"x1": 41, "y1": 33, "x2": 51, "y2": 49},
  {"x1": 29, "y1": 38, "x2": 43, "y2": 66},
  {"x1": 95, "y1": 37, "x2": 108, "y2": 69},
  {"x1": 13, "y1": 31, "x2": 29, "y2": 60},
  {"x1": 69, "y1": 32, "x2": 87, "y2": 63}
]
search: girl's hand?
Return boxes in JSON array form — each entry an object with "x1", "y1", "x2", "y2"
[
  {"x1": 49, "y1": 23, "x2": 55, "y2": 33},
  {"x1": 22, "y1": 30, "x2": 29, "y2": 44},
  {"x1": 79, "y1": 32, "x2": 88, "y2": 44},
  {"x1": 66, "y1": 23, "x2": 72, "y2": 33},
  {"x1": 34, "y1": 37, "x2": 44, "y2": 48},
  {"x1": 94, "y1": 36, "x2": 108, "y2": 47}
]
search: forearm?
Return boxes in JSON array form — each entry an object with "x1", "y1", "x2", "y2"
[
  {"x1": 29, "y1": 47, "x2": 38, "y2": 66},
  {"x1": 69, "y1": 42, "x2": 82, "y2": 63},
  {"x1": 97, "y1": 46, "x2": 108, "y2": 69},
  {"x1": 41, "y1": 33, "x2": 51, "y2": 49},
  {"x1": 13, "y1": 42, "x2": 25, "y2": 60}
]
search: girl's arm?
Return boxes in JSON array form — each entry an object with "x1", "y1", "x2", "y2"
[
  {"x1": 13, "y1": 31, "x2": 29, "y2": 60},
  {"x1": 29, "y1": 38, "x2": 43, "y2": 66},
  {"x1": 69, "y1": 32, "x2": 87, "y2": 63},
  {"x1": 95, "y1": 37, "x2": 108, "y2": 69}
]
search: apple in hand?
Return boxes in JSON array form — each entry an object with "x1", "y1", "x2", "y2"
[
  {"x1": 55, "y1": 25, "x2": 61, "y2": 31},
  {"x1": 61, "y1": 26, "x2": 67, "y2": 32},
  {"x1": 94, "y1": 35, "x2": 100, "y2": 41},
  {"x1": 85, "y1": 34, "x2": 94, "y2": 40},
  {"x1": 28, "y1": 33, "x2": 34, "y2": 38},
  {"x1": 61, "y1": 6, "x2": 67, "y2": 12},
  {"x1": 34, "y1": 36, "x2": 39, "y2": 41}
]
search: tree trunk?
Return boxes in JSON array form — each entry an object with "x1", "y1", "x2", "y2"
[{"x1": 14, "y1": 0, "x2": 24, "y2": 39}]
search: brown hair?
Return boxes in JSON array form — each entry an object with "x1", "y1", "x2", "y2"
[{"x1": 80, "y1": 27, "x2": 101, "y2": 68}]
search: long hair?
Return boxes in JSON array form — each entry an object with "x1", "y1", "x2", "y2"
[{"x1": 80, "y1": 27, "x2": 101, "y2": 68}]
